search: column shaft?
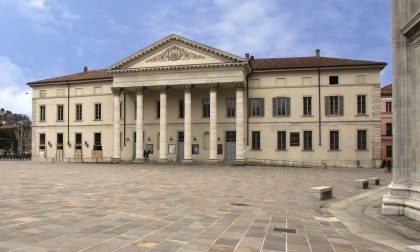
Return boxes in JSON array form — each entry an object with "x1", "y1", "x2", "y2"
[
  {"x1": 236, "y1": 83, "x2": 245, "y2": 162},
  {"x1": 209, "y1": 85, "x2": 218, "y2": 161},
  {"x1": 135, "y1": 88, "x2": 144, "y2": 161},
  {"x1": 184, "y1": 85, "x2": 192, "y2": 162},
  {"x1": 159, "y1": 87, "x2": 167, "y2": 161},
  {"x1": 112, "y1": 88, "x2": 122, "y2": 161}
]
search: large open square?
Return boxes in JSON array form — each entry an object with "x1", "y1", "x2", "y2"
[{"x1": 1, "y1": 162, "x2": 416, "y2": 252}]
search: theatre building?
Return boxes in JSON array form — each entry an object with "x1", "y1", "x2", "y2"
[{"x1": 28, "y1": 34, "x2": 386, "y2": 167}]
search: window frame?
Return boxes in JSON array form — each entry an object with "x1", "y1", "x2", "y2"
[
  {"x1": 251, "y1": 131, "x2": 261, "y2": 150},
  {"x1": 329, "y1": 130, "x2": 340, "y2": 151},
  {"x1": 329, "y1": 75, "x2": 339, "y2": 85},
  {"x1": 156, "y1": 101, "x2": 160, "y2": 119},
  {"x1": 357, "y1": 95, "x2": 367, "y2": 115},
  {"x1": 386, "y1": 145, "x2": 392, "y2": 158},
  {"x1": 94, "y1": 132, "x2": 102, "y2": 150},
  {"x1": 94, "y1": 103, "x2": 102, "y2": 120},
  {"x1": 249, "y1": 98, "x2": 265, "y2": 117},
  {"x1": 39, "y1": 105, "x2": 46, "y2": 122},
  {"x1": 39, "y1": 133, "x2": 46, "y2": 150},
  {"x1": 56, "y1": 104, "x2": 64, "y2": 121},
  {"x1": 290, "y1": 132, "x2": 300, "y2": 146},
  {"x1": 226, "y1": 98, "x2": 236, "y2": 117},
  {"x1": 75, "y1": 103, "x2": 83, "y2": 121},
  {"x1": 325, "y1": 96, "x2": 344, "y2": 116},
  {"x1": 179, "y1": 100, "x2": 184, "y2": 119},
  {"x1": 303, "y1": 131, "x2": 313, "y2": 150},
  {"x1": 56, "y1": 133, "x2": 64, "y2": 150},
  {"x1": 202, "y1": 99, "x2": 210, "y2": 118},
  {"x1": 357, "y1": 129, "x2": 367, "y2": 150},
  {"x1": 386, "y1": 123, "x2": 393, "y2": 136},
  {"x1": 75, "y1": 133, "x2": 82, "y2": 150},
  {"x1": 277, "y1": 131, "x2": 287, "y2": 151},
  {"x1": 303, "y1": 96, "x2": 312, "y2": 116},
  {"x1": 386, "y1": 101, "x2": 392, "y2": 113},
  {"x1": 272, "y1": 97, "x2": 290, "y2": 117}
]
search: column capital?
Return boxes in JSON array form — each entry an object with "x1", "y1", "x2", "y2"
[
  {"x1": 157, "y1": 85, "x2": 169, "y2": 93},
  {"x1": 111, "y1": 87, "x2": 124, "y2": 95},
  {"x1": 208, "y1": 83, "x2": 218, "y2": 91},
  {"x1": 183, "y1": 84, "x2": 193, "y2": 92},
  {"x1": 135, "y1": 86, "x2": 145, "y2": 94},
  {"x1": 235, "y1": 82, "x2": 245, "y2": 90}
]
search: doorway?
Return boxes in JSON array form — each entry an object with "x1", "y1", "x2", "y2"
[
  {"x1": 225, "y1": 131, "x2": 236, "y2": 163},
  {"x1": 178, "y1": 131, "x2": 184, "y2": 161}
]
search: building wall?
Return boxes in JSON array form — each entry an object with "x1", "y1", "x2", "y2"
[{"x1": 380, "y1": 96, "x2": 393, "y2": 161}]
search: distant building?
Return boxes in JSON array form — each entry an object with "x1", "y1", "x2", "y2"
[
  {"x1": 380, "y1": 84, "x2": 392, "y2": 161},
  {"x1": 28, "y1": 34, "x2": 386, "y2": 167}
]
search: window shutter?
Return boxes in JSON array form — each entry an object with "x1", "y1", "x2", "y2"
[
  {"x1": 339, "y1": 96, "x2": 344, "y2": 115},
  {"x1": 286, "y1": 97, "x2": 291, "y2": 116},
  {"x1": 261, "y1": 98, "x2": 265, "y2": 117},
  {"x1": 325, "y1": 96, "x2": 330, "y2": 116},
  {"x1": 272, "y1": 97, "x2": 277, "y2": 116}
]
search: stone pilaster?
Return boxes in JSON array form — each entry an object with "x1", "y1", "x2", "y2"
[
  {"x1": 183, "y1": 84, "x2": 192, "y2": 162},
  {"x1": 209, "y1": 83, "x2": 218, "y2": 162},
  {"x1": 235, "y1": 82, "x2": 245, "y2": 163},
  {"x1": 371, "y1": 84, "x2": 382, "y2": 168},
  {"x1": 135, "y1": 87, "x2": 144, "y2": 162},
  {"x1": 158, "y1": 85, "x2": 168, "y2": 162},
  {"x1": 111, "y1": 87, "x2": 123, "y2": 161}
]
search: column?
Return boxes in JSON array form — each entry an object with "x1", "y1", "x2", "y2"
[
  {"x1": 209, "y1": 83, "x2": 218, "y2": 162},
  {"x1": 135, "y1": 87, "x2": 144, "y2": 161},
  {"x1": 183, "y1": 84, "x2": 192, "y2": 162},
  {"x1": 111, "y1": 87, "x2": 123, "y2": 161},
  {"x1": 158, "y1": 85, "x2": 168, "y2": 162},
  {"x1": 235, "y1": 82, "x2": 245, "y2": 163}
]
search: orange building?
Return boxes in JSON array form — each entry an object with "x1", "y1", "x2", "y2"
[{"x1": 380, "y1": 84, "x2": 392, "y2": 162}]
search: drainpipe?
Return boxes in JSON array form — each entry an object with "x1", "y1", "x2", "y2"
[
  {"x1": 67, "y1": 81, "x2": 70, "y2": 147},
  {"x1": 124, "y1": 92, "x2": 126, "y2": 146},
  {"x1": 246, "y1": 55, "x2": 253, "y2": 146},
  {"x1": 318, "y1": 67, "x2": 322, "y2": 146}
]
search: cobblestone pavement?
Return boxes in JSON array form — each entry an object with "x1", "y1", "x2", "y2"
[{"x1": 0, "y1": 161, "x2": 398, "y2": 252}]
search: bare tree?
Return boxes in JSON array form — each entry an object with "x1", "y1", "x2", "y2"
[{"x1": 14, "y1": 125, "x2": 31, "y2": 154}]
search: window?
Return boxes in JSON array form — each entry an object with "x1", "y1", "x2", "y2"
[
  {"x1": 39, "y1": 105, "x2": 46, "y2": 122},
  {"x1": 277, "y1": 131, "x2": 286, "y2": 150},
  {"x1": 57, "y1": 133, "x2": 64, "y2": 150},
  {"x1": 329, "y1": 76, "x2": 339, "y2": 85},
  {"x1": 290, "y1": 132, "x2": 300, "y2": 146},
  {"x1": 386, "y1": 123, "x2": 393, "y2": 136},
  {"x1": 250, "y1": 98, "x2": 264, "y2": 117},
  {"x1": 75, "y1": 104, "x2": 82, "y2": 121},
  {"x1": 386, "y1": 145, "x2": 392, "y2": 158},
  {"x1": 273, "y1": 97, "x2": 290, "y2": 116},
  {"x1": 357, "y1": 95, "x2": 367, "y2": 115},
  {"x1": 39, "y1": 134, "x2": 46, "y2": 150},
  {"x1": 156, "y1": 101, "x2": 160, "y2": 118},
  {"x1": 329, "y1": 130, "x2": 340, "y2": 150},
  {"x1": 303, "y1": 131, "x2": 312, "y2": 150},
  {"x1": 75, "y1": 133, "x2": 82, "y2": 150},
  {"x1": 39, "y1": 90, "x2": 46, "y2": 98},
  {"x1": 251, "y1": 131, "x2": 260, "y2": 150},
  {"x1": 202, "y1": 99, "x2": 210, "y2": 117},
  {"x1": 325, "y1": 96, "x2": 344, "y2": 116},
  {"x1": 357, "y1": 130, "x2": 367, "y2": 150},
  {"x1": 179, "y1": 100, "x2": 184, "y2": 118},
  {"x1": 303, "y1": 97, "x2": 312, "y2": 116},
  {"x1": 94, "y1": 133, "x2": 102, "y2": 150},
  {"x1": 95, "y1": 103, "x2": 102, "y2": 120},
  {"x1": 386, "y1": 101, "x2": 392, "y2": 113},
  {"x1": 57, "y1": 105, "x2": 64, "y2": 121},
  {"x1": 226, "y1": 99, "x2": 236, "y2": 117}
]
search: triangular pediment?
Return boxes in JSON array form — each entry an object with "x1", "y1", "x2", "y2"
[{"x1": 108, "y1": 34, "x2": 246, "y2": 71}]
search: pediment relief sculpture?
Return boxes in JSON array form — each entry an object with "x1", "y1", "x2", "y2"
[{"x1": 145, "y1": 45, "x2": 205, "y2": 63}]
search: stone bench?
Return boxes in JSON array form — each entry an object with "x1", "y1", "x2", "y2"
[
  {"x1": 354, "y1": 179, "x2": 369, "y2": 189},
  {"x1": 368, "y1": 177, "x2": 380, "y2": 186},
  {"x1": 309, "y1": 186, "x2": 333, "y2": 200},
  {"x1": 406, "y1": 245, "x2": 420, "y2": 252}
]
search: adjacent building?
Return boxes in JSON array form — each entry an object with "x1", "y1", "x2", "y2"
[
  {"x1": 380, "y1": 84, "x2": 393, "y2": 161},
  {"x1": 28, "y1": 34, "x2": 386, "y2": 167},
  {"x1": 382, "y1": 0, "x2": 420, "y2": 221}
]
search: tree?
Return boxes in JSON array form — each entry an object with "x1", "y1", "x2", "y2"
[{"x1": 14, "y1": 125, "x2": 31, "y2": 154}]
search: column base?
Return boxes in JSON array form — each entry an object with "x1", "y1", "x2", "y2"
[
  {"x1": 207, "y1": 159, "x2": 219, "y2": 164},
  {"x1": 133, "y1": 158, "x2": 145, "y2": 163},
  {"x1": 233, "y1": 159, "x2": 246, "y2": 166},
  {"x1": 111, "y1": 158, "x2": 121, "y2": 163},
  {"x1": 382, "y1": 184, "x2": 420, "y2": 221},
  {"x1": 158, "y1": 158, "x2": 168, "y2": 163}
]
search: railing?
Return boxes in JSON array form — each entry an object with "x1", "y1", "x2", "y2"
[
  {"x1": 0, "y1": 154, "x2": 32, "y2": 160},
  {"x1": 246, "y1": 158, "x2": 327, "y2": 168}
]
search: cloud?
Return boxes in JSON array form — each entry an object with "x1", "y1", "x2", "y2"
[{"x1": 0, "y1": 56, "x2": 32, "y2": 116}]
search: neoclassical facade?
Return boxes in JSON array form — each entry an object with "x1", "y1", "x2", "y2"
[
  {"x1": 382, "y1": 0, "x2": 420, "y2": 221},
  {"x1": 28, "y1": 34, "x2": 386, "y2": 167}
]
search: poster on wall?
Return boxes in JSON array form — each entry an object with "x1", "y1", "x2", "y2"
[
  {"x1": 168, "y1": 144, "x2": 176, "y2": 154},
  {"x1": 146, "y1": 144, "x2": 153, "y2": 154},
  {"x1": 192, "y1": 144, "x2": 199, "y2": 154}
]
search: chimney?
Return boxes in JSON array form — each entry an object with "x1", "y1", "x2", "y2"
[
  {"x1": 245, "y1": 53, "x2": 250, "y2": 60},
  {"x1": 315, "y1": 49, "x2": 320, "y2": 57},
  {"x1": 83, "y1": 66, "x2": 88, "y2": 73}
]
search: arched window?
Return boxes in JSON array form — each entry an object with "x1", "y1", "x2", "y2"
[
  {"x1": 157, "y1": 132, "x2": 160, "y2": 150},
  {"x1": 203, "y1": 132, "x2": 210, "y2": 150}
]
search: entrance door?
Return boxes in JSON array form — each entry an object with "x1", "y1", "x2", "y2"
[
  {"x1": 178, "y1": 132, "x2": 184, "y2": 161},
  {"x1": 225, "y1": 131, "x2": 236, "y2": 163}
]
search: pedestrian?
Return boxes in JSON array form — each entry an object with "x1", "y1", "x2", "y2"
[
  {"x1": 143, "y1": 149, "x2": 147, "y2": 161},
  {"x1": 386, "y1": 158, "x2": 392, "y2": 173},
  {"x1": 146, "y1": 149, "x2": 150, "y2": 162}
]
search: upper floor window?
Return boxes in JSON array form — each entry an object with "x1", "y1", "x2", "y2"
[
  {"x1": 329, "y1": 76, "x2": 339, "y2": 85},
  {"x1": 57, "y1": 105, "x2": 64, "y2": 121},
  {"x1": 39, "y1": 105, "x2": 46, "y2": 122},
  {"x1": 357, "y1": 130, "x2": 367, "y2": 150},
  {"x1": 272, "y1": 97, "x2": 290, "y2": 116},
  {"x1": 325, "y1": 96, "x2": 344, "y2": 116},
  {"x1": 249, "y1": 98, "x2": 264, "y2": 117},
  {"x1": 226, "y1": 99, "x2": 236, "y2": 117},
  {"x1": 386, "y1": 101, "x2": 392, "y2": 113},
  {"x1": 357, "y1": 95, "x2": 367, "y2": 115},
  {"x1": 75, "y1": 104, "x2": 82, "y2": 121},
  {"x1": 179, "y1": 100, "x2": 184, "y2": 118},
  {"x1": 203, "y1": 99, "x2": 210, "y2": 117},
  {"x1": 156, "y1": 101, "x2": 160, "y2": 118},
  {"x1": 386, "y1": 123, "x2": 393, "y2": 136},
  {"x1": 303, "y1": 97, "x2": 312, "y2": 116},
  {"x1": 95, "y1": 103, "x2": 102, "y2": 120}
]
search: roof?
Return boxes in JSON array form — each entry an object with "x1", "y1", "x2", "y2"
[
  {"x1": 381, "y1": 83, "x2": 392, "y2": 97},
  {"x1": 27, "y1": 69, "x2": 112, "y2": 85},
  {"x1": 251, "y1": 56, "x2": 387, "y2": 71}
]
